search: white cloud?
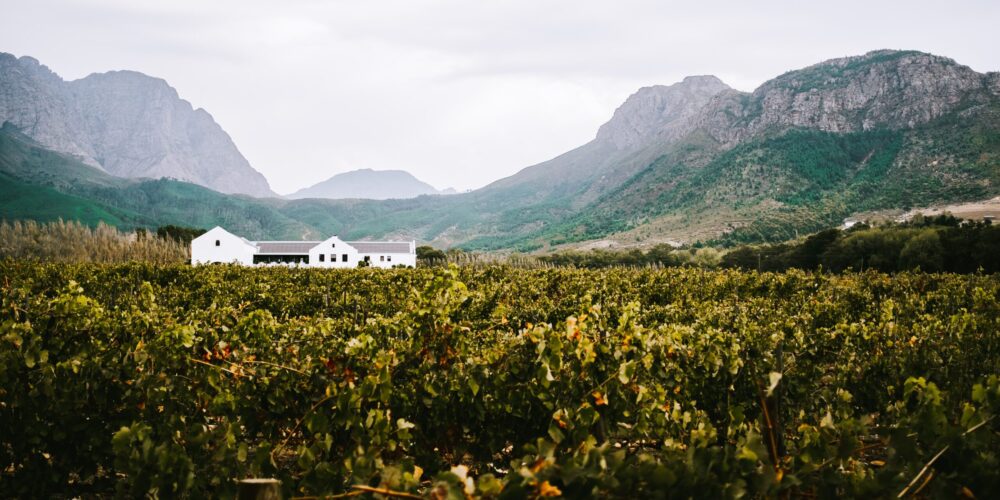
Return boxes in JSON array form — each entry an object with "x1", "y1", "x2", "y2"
[{"x1": 1, "y1": 0, "x2": 998, "y2": 193}]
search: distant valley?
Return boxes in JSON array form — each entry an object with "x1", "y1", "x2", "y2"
[{"x1": 2, "y1": 49, "x2": 999, "y2": 249}]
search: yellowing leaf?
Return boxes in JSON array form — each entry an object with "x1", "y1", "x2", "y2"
[
  {"x1": 593, "y1": 391, "x2": 607, "y2": 406},
  {"x1": 820, "y1": 411, "x2": 835, "y2": 429},
  {"x1": 450, "y1": 464, "x2": 469, "y2": 481},
  {"x1": 538, "y1": 481, "x2": 562, "y2": 497},
  {"x1": 767, "y1": 372, "x2": 782, "y2": 396}
]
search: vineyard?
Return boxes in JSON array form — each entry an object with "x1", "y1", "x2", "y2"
[{"x1": 2, "y1": 262, "x2": 999, "y2": 498}]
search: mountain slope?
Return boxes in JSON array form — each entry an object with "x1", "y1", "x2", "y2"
[
  {"x1": 287, "y1": 169, "x2": 444, "y2": 200},
  {"x1": 482, "y1": 75, "x2": 732, "y2": 207},
  {"x1": 3, "y1": 50, "x2": 999, "y2": 251},
  {"x1": 265, "y1": 75, "x2": 737, "y2": 248},
  {"x1": 0, "y1": 123, "x2": 313, "y2": 239},
  {"x1": 0, "y1": 53, "x2": 274, "y2": 197},
  {"x1": 694, "y1": 50, "x2": 996, "y2": 144},
  {"x1": 287, "y1": 50, "x2": 1000, "y2": 250}
]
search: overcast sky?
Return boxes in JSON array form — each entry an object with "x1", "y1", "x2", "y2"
[{"x1": 2, "y1": 0, "x2": 999, "y2": 194}]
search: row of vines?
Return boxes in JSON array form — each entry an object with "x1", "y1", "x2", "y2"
[{"x1": 1, "y1": 262, "x2": 999, "y2": 498}]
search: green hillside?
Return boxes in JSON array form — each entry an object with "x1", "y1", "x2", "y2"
[
  {"x1": 0, "y1": 172, "x2": 128, "y2": 226},
  {"x1": 518, "y1": 102, "x2": 1000, "y2": 248},
  {"x1": 0, "y1": 123, "x2": 319, "y2": 239},
  {"x1": 3, "y1": 51, "x2": 1000, "y2": 250}
]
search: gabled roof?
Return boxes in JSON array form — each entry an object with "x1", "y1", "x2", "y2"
[
  {"x1": 206, "y1": 228, "x2": 415, "y2": 256},
  {"x1": 196, "y1": 226, "x2": 257, "y2": 249},
  {"x1": 255, "y1": 241, "x2": 320, "y2": 254},
  {"x1": 348, "y1": 241, "x2": 412, "y2": 254}
]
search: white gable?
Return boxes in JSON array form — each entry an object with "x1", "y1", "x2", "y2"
[
  {"x1": 191, "y1": 227, "x2": 258, "y2": 265},
  {"x1": 189, "y1": 227, "x2": 416, "y2": 268},
  {"x1": 309, "y1": 235, "x2": 357, "y2": 254},
  {"x1": 307, "y1": 235, "x2": 360, "y2": 268}
]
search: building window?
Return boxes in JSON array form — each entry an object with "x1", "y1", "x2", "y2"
[
  {"x1": 387, "y1": 256, "x2": 392, "y2": 262},
  {"x1": 380, "y1": 255, "x2": 385, "y2": 262},
  {"x1": 342, "y1": 254, "x2": 348, "y2": 262},
  {"x1": 331, "y1": 243, "x2": 336, "y2": 248},
  {"x1": 319, "y1": 254, "x2": 325, "y2": 262},
  {"x1": 364, "y1": 256, "x2": 371, "y2": 262},
  {"x1": 330, "y1": 254, "x2": 335, "y2": 262},
  {"x1": 215, "y1": 240, "x2": 220, "y2": 246}
]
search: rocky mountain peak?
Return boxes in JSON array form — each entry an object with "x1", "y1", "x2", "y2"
[
  {"x1": 695, "y1": 49, "x2": 994, "y2": 144},
  {"x1": 596, "y1": 75, "x2": 730, "y2": 149},
  {"x1": 0, "y1": 53, "x2": 274, "y2": 197}
]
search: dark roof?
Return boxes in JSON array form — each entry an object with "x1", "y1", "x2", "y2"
[
  {"x1": 255, "y1": 242, "x2": 319, "y2": 254},
  {"x1": 348, "y1": 241, "x2": 412, "y2": 254},
  {"x1": 251, "y1": 240, "x2": 413, "y2": 255}
]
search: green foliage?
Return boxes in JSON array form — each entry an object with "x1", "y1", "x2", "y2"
[
  {"x1": 538, "y1": 245, "x2": 721, "y2": 269},
  {"x1": 1, "y1": 263, "x2": 999, "y2": 497},
  {"x1": 416, "y1": 245, "x2": 446, "y2": 264},
  {"x1": 0, "y1": 172, "x2": 131, "y2": 227},
  {"x1": 722, "y1": 221, "x2": 1000, "y2": 273},
  {"x1": 155, "y1": 224, "x2": 207, "y2": 245}
]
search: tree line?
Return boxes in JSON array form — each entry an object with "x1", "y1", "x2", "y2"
[
  {"x1": 519, "y1": 215, "x2": 1000, "y2": 273},
  {"x1": 721, "y1": 215, "x2": 1000, "y2": 273}
]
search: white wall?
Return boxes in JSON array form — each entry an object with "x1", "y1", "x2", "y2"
[
  {"x1": 392, "y1": 252, "x2": 417, "y2": 268},
  {"x1": 362, "y1": 241, "x2": 416, "y2": 268},
  {"x1": 308, "y1": 236, "x2": 360, "y2": 268},
  {"x1": 364, "y1": 253, "x2": 415, "y2": 268},
  {"x1": 191, "y1": 227, "x2": 257, "y2": 265},
  {"x1": 190, "y1": 228, "x2": 417, "y2": 268}
]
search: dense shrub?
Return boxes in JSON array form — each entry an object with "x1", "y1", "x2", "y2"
[
  {"x1": 0, "y1": 219, "x2": 188, "y2": 263},
  {"x1": 1, "y1": 263, "x2": 999, "y2": 497}
]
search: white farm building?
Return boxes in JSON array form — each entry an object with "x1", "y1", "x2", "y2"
[{"x1": 191, "y1": 227, "x2": 416, "y2": 268}]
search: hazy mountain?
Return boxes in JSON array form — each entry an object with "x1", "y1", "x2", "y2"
[
  {"x1": 0, "y1": 53, "x2": 274, "y2": 197},
  {"x1": 0, "y1": 122, "x2": 313, "y2": 239},
  {"x1": 3, "y1": 50, "x2": 999, "y2": 250},
  {"x1": 538, "y1": 50, "x2": 1000, "y2": 246},
  {"x1": 693, "y1": 50, "x2": 997, "y2": 143},
  {"x1": 292, "y1": 50, "x2": 1000, "y2": 249},
  {"x1": 481, "y1": 75, "x2": 732, "y2": 207},
  {"x1": 287, "y1": 169, "x2": 444, "y2": 200}
]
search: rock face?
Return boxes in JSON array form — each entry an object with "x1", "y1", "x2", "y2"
[
  {"x1": 493, "y1": 51, "x2": 996, "y2": 199},
  {"x1": 287, "y1": 168, "x2": 444, "y2": 200},
  {"x1": 0, "y1": 56, "x2": 98, "y2": 167},
  {"x1": 694, "y1": 50, "x2": 996, "y2": 144},
  {"x1": 596, "y1": 75, "x2": 731, "y2": 149},
  {"x1": 0, "y1": 53, "x2": 273, "y2": 197},
  {"x1": 485, "y1": 75, "x2": 731, "y2": 198}
]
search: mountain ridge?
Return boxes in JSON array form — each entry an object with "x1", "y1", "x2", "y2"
[
  {"x1": 2, "y1": 49, "x2": 998, "y2": 251},
  {"x1": 0, "y1": 52, "x2": 274, "y2": 197},
  {"x1": 287, "y1": 168, "x2": 447, "y2": 200}
]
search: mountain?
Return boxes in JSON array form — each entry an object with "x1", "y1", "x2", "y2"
[
  {"x1": 0, "y1": 122, "x2": 312, "y2": 238},
  {"x1": 564, "y1": 50, "x2": 1000, "y2": 246},
  {"x1": 694, "y1": 50, "x2": 995, "y2": 143},
  {"x1": 481, "y1": 75, "x2": 731, "y2": 207},
  {"x1": 0, "y1": 53, "x2": 274, "y2": 197},
  {"x1": 287, "y1": 169, "x2": 445, "y2": 200},
  {"x1": 2, "y1": 50, "x2": 999, "y2": 251},
  {"x1": 290, "y1": 50, "x2": 1000, "y2": 250}
]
